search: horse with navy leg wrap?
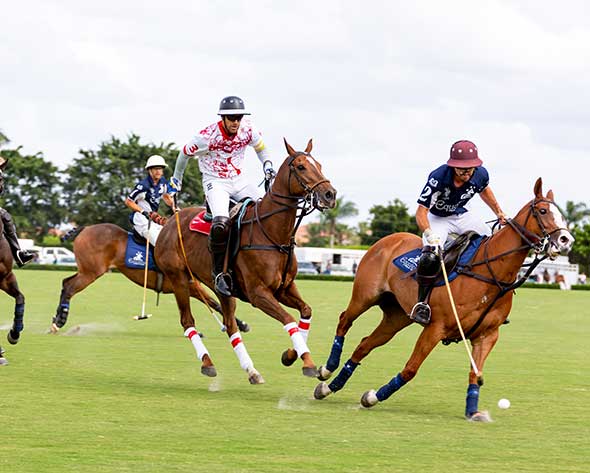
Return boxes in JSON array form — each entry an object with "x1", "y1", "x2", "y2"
[{"x1": 314, "y1": 178, "x2": 574, "y2": 421}]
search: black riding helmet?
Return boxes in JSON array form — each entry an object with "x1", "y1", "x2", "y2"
[{"x1": 217, "y1": 96, "x2": 251, "y2": 115}]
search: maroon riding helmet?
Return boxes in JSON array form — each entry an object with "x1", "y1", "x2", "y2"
[{"x1": 447, "y1": 140, "x2": 483, "y2": 168}]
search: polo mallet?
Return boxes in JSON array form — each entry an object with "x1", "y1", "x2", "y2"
[
  {"x1": 437, "y1": 246, "x2": 482, "y2": 380},
  {"x1": 172, "y1": 196, "x2": 226, "y2": 332},
  {"x1": 133, "y1": 218, "x2": 152, "y2": 321}
]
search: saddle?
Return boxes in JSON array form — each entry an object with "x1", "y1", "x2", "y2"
[
  {"x1": 395, "y1": 231, "x2": 485, "y2": 286},
  {"x1": 189, "y1": 199, "x2": 252, "y2": 235}
]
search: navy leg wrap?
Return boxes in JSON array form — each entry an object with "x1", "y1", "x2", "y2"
[
  {"x1": 465, "y1": 383, "x2": 480, "y2": 417},
  {"x1": 376, "y1": 373, "x2": 407, "y2": 401},
  {"x1": 328, "y1": 358, "x2": 358, "y2": 392},
  {"x1": 325, "y1": 335, "x2": 345, "y2": 372},
  {"x1": 53, "y1": 302, "x2": 70, "y2": 328},
  {"x1": 13, "y1": 303, "x2": 25, "y2": 332}
]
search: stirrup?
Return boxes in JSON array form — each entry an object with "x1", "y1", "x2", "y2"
[
  {"x1": 409, "y1": 302, "x2": 431, "y2": 325},
  {"x1": 15, "y1": 250, "x2": 35, "y2": 267},
  {"x1": 214, "y1": 273, "x2": 232, "y2": 297}
]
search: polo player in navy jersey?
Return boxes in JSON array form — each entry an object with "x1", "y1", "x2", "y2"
[{"x1": 410, "y1": 140, "x2": 507, "y2": 324}]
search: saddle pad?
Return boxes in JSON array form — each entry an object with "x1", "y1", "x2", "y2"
[
  {"x1": 189, "y1": 210, "x2": 212, "y2": 235},
  {"x1": 392, "y1": 236, "x2": 484, "y2": 286},
  {"x1": 125, "y1": 233, "x2": 158, "y2": 270}
]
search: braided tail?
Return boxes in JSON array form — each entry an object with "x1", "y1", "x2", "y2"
[{"x1": 61, "y1": 226, "x2": 86, "y2": 242}]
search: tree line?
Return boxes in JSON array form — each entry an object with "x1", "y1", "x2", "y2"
[{"x1": 1, "y1": 130, "x2": 589, "y2": 273}]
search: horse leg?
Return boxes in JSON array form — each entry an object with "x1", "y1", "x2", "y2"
[
  {"x1": 360, "y1": 325, "x2": 443, "y2": 408},
  {"x1": 174, "y1": 278, "x2": 216, "y2": 377},
  {"x1": 218, "y1": 296, "x2": 264, "y2": 385},
  {"x1": 51, "y1": 271, "x2": 102, "y2": 332},
  {"x1": 0, "y1": 273, "x2": 25, "y2": 345},
  {"x1": 465, "y1": 329, "x2": 500, "y2": 422},
  {"x1": 249, "y1": 286, "x2": 318, "y2": 377},
  {"x1": 275, "y1": 283, "x2": 312, "y2": 367},
  {"x1": 315, "y1": 306, "x2": 411, "y2": 399},
  {"x1": 318, "y1": 291, "x2": 382, "y2": 381}
]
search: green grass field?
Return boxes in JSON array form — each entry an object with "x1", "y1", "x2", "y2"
[{"x1": 0, "y1": 270, "x2": 588, "y2": 472}]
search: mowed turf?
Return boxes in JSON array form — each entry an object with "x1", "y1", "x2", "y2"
[{"x1": 0, "y1": 270, "x2": 588, "y2": 472}]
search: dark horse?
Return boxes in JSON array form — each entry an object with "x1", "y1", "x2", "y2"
[
  {"x1": 155, "y1": 139, "x2": 336, "y2": 383},
  {"x1": 50, "y1": 225, "x2": 228, "y2": 333},
  {"x1": 314, "y1": 178, "x2": 574, "y2": 420},
  {"x1": 0, "y1": 158, "x2": 26, "y2": 365}
]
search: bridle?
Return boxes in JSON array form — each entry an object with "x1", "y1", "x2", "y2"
[
  {"x1": 239, "y1": 152, "x2": 332, "y2": 286},
  {"x1": 443, "y1": 197, "x2": 569, "y2": 344}
]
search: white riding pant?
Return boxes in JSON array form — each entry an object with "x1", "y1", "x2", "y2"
[
  {"x1": 203, "y1": 174, "x2": 261, "y2": 218},
  {"x1": 423, "y1": 211, "x2": 491, "y2": 247},
  {"x1": 132, "y1": 212, "x2": 163, "y2": 246}
]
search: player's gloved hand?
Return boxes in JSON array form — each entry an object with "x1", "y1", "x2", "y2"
[
  {"x1": 149, "y1": 212, "x2": 167, "y2": 225},
  {"x1": 423, "y1": 229, "x2": 443, "y2": 248},
  {"x1": 263, "y1": 160, "x2": 275, "y2": 180},
  {"x1": 169, "y1": 177, "x2": 182, "y2": 193},
  {"x1": 141, "y1": 210, "x2": 151, "y2": 220}
]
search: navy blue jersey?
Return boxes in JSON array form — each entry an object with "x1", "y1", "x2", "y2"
[
  {"x1": 417, "y1": 165, "x2": 489, "y2": 217},
  {"x1": 128, "y1": 176, "x2": 169, "y2": 214}
]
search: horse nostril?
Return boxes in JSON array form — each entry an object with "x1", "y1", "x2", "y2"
[{"x1": 560, "y1": 236, "x2": 570, "y2": 245}]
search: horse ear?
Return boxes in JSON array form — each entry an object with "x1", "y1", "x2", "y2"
[
  {"x1": 533, "y1": 177, "x2": 543, "y2": 198},
  {"x1": 283, "y1": 138, "x2": 296, "y2": 157},
  {"x1": 547, "y1": 189, "x2": 554, "y2": 201},
  {"x1": 305, "y1": 139, "x2": 313, "y2": 154},
  {"x1": 0, "y1": 156, "x2": 7, "y2": 170}
]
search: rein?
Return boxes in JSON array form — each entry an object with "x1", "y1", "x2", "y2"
[
  {"x1": 239, "y1": 152, "x2": 328, "y2": 287},
  {"x1": 443, "y1": 198, "x2": 564, "y2": 344}
]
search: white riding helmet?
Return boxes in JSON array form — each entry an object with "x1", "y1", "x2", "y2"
[{"x1": 145, "y1": 155, "x2": 168, "y2": 169}]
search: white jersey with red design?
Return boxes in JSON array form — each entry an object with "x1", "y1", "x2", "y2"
[{"x1": 181, "y1": 119, "x2": 268, "y2": 179}]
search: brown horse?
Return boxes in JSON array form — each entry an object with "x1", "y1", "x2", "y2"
[
  {"x1": 50, "y1": 224, "x2": 229, "y2": 333},
  {"x1": 314, "y1": 178, "x2": 574, "y2": 420},
  {"x1": 0, "y1": 158, "x2": 26, "y2": 365},
  {"x1": 155, "y1": 139, "x2": 336, "y2": 383}
]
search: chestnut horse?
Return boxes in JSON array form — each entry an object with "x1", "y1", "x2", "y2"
[
  {"x1": 50, "y1": 224, "x2": 227, "y2": 333},
  {"x1": 314, "y1": 178, "x2": 574, "y2": 420},
  {"x1": 155, "y1": 139, "x2": 336, "y2": 383},
  {"x1": 0, "y1": 159, "x2": 26, "y2": 365}
]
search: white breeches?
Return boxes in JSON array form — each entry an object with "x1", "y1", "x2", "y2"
[
  {"x1": 424, "y1": 211, "x2": 491, "y2": 247},
  {"x1": 132, "y1": 213, "x2": 163, "y2": 246},
  {"x1": 203, "y1": 174, "x2": 261, "y2": 218}
]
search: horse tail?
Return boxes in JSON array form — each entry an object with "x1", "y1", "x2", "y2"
[{"x1": 61, "y1": 226, "x2": 86, "y2": 242}]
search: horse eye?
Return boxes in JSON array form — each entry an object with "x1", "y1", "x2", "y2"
[
  {"x1": 539, "y1": 208, "x2": 547, "y2": 215},
  {"x1": 297, "y1": 164, "x2": 305, "y2": 171}
]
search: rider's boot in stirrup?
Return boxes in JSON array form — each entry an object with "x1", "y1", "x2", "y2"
[
  {"x1": 1, "y1": 209, "x2": 35, "y2": 267},
  {"x1": 209, "y1": 216, "x2": 232, "y2": 297},
  {"x1": 409, "y1": 246, "x2": 440, "y2": 325}
]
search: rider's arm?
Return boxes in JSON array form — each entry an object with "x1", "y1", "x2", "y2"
[
  {"x1": 415, "y1": 205, "x2": 431, "y2": 233},
  {"x1": 252, "y1": 137, "x2": 271, "y2": 164},
  {"x1": 479, "y1": 187, "x2": 506, "y2": 222},
  {"x1": 162, "y1": 193, "x2": 174, "y2": 208},
  {"x1": 173, "y1": 149, "x2": 190, "y2": 182},
  {"x1": 125, "y1": 197, "x2": 145, "y2": 215}
]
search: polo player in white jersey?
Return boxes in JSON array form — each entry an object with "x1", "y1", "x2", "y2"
[{"x1": 169, "y1": 96, "x2": 274, "y2": 296}]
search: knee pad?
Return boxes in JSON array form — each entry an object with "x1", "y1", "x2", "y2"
[
  {"x1": 209, "y1": 216, "x2": 230, "y2": 251},
  {"x1": 417, "y1": 247, "x2": 440, "y2": 278}
]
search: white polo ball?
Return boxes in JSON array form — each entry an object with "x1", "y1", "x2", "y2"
[{"x1": 498, "y1": 398, "x2": 511, "y2": 409}]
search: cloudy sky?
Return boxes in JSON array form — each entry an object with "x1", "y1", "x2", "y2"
[{"x1": 2, "y1": 0, "x2": 589, "y2": 225}]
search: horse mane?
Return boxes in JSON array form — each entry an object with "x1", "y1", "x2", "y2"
[{"x1": 61, "y1": 226, "x2": 86, "y2": 242}]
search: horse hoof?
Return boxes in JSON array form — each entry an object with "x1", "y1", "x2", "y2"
[
  {"x1": 247, "y1": 368, "x2": 265, "y2": 385},
  {"x1": 0, "y1": 357, "x2": 8, "y2": 366},
  {"x1": 237, "y1": 320, "x2": 251, "y2": 333},
  {"x1": 313, "y1": 382, "x2": 332, "y2": 400},
  {"x1": 467, "y1": 411, "x2": 492, "y2": 423},
  {"x1": 302, "y1": 366, "x2": 319, "y2": 378},
  {"x1": 281, "y1": 348, "x2": 298, "y2": 367},
  {"x1": 360, "y1": 390, "x2": 379, "y2": 408},
  {"x1": 317, "y1": 365, "x2": 333, "y2": 381},
  {"x1": 7, "y1": 330, "x2": 20, "y2": 345},
  {"x1": 49, "y1": 323, "x2": 60, "y2": 334},
  {"x1": 201, "y1": 365, "x2": 217, "y2": 377}
]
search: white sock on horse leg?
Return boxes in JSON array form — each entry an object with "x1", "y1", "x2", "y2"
[
  {"x1": 298, "y1": 317, "x2": 312, "y2": 343},
  {"x1": 184, "y1": 327, "x2": 209, "y2": 361},
  {"x1": 283, "y1": 322, "x2": 309, "y2": 357},
  {"x1": 229, "y1": 332, "x2": 253, "y2": 371}
]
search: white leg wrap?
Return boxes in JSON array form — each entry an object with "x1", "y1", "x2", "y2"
[
  {"x1": 284, "y1": 322, "x2": 309, "y2": 358},
  {"x1": 298, "y1": 317, "x2": 312, "y2": 343},
  {"x1": 184, "y1": 327, "x2": 209, "y2": 361},
  {"x1": 229, "y1": 332, "x2": 253, "y2": 371}
]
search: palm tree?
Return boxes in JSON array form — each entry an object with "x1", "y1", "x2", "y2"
[
  {"x1": 563, "y1": 201, "x2": 590, "y2": 230},
  {"x1": 320, "y1": 197, "x2": 359, "y2": 247}
]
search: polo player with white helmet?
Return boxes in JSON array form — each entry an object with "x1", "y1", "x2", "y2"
[
  {"x1": 410, "y1": 140, "x2": 507, "y2": 325},
  {"x1": 125, "y1": 155, "x2": 174, "y2": 246},
  {"x1": 169, "y1": 96, "x2": 274, "y2": 296}
]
